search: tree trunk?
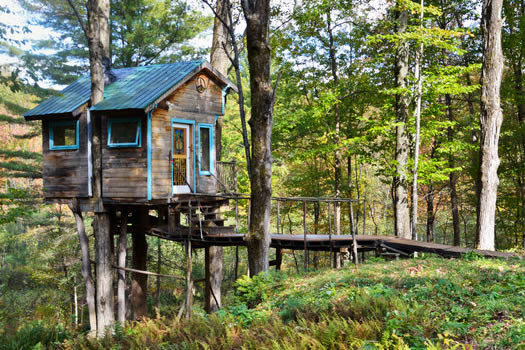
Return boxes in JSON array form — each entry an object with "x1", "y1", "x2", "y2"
[
  {"x1": 94, "y1": 213, "x2": 114, "y2": 336},
  {"x1": 130, "y1": 210, "x2": 148, "y2": 319},
  {"x1": 87, "y1": 0, "x2": 113, "y2": 336},
  {"x1": 69, "y1": 202, "x2": 97, "y2": 334},
  {"x1": 241, "y1": 0, "x2": 274, "y2": 276},
  {"x1": 394, "y1": 4, "x2": 411, "y2": 239},
  {"x1": 411, "y1": 0, "x2": 424, "y2": 241},
  {"x1": 476, "y1": 0, "x2": 504, "y2": 251},
  {"x1": 328, "y1": 11, "x2": 342, "y2": 268},
  {"x1": 205, "y1": 246, "x2": 222, "y2": 312},
  {"x1": 445, "y1": 95, "x2": 461, "y2": 246},
  {"x1": 117, "y1": 209, "x2": 128, "y2": 323},
  {"x1": 207, "y1": 0, "x2": 231, "y2": 309},
  {"x1": 511, "y1": 36, "x2": 525, "y2": 249}
]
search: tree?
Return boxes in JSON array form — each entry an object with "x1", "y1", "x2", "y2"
[
  {"x1": 394, "y1": 0, "x2": 411, "y2": 240},
  {"x1": 476, "y1": 0, "x2": 504, "y2": 251},
  {"x1": 206, "y1": 0, "x2": 232, "y2": 313},
  {"x1": 241, "y1": 0, "x2": 274, "y2": 276},
  {"x1": 20, "y1": 0, "x2": 209, "y2": 84}
]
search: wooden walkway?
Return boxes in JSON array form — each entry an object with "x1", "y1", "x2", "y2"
[{"x1": 149, "y1": 226, "x2": 518, "y2": 259}]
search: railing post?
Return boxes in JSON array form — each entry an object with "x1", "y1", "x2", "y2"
[
  {"x1": 277, "y1": 200, "x2": 280, "y2": 234},
  {"x1": 350, "y1": 201, "x2": 359, "y2": 265}
]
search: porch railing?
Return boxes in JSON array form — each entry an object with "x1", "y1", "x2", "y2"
[{"x1": 215, "y1": 161, "x2": 237, "y2": 194}]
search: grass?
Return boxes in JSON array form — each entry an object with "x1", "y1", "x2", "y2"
[{"x1": 4, "y1": 255, "x2": 525, "y2": 349}]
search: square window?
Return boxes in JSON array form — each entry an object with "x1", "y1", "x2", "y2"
[
  {"x1": 199, "y1": 124, "x2": 213, "y2": 175},
  {"x1": 50, "y1": 120, "x2": 79, "y2": 150},
  {"x1": 108, "y1": 118, "x2": 141, "y2": 147}
]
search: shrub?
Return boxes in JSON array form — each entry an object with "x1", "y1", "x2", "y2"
[{"x1": 0, "y1": 321, "x2": 71, "y2": 350}]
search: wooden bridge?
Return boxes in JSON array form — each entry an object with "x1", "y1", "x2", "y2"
[
  {"x1": 145, "y1": 193, "x2": 518, "y2": 262},
  {"x1": 149, "y1": 228, "x2": 516, "y2": 260}
]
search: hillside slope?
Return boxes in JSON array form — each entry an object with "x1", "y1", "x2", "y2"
[{"x1": 58, "y1": 255, "x2": 525, "y2": 349}]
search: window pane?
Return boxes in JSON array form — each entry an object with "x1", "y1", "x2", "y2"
[
  {"x1": 54, "y1": 124, "x2": 76, "y2": 146},
  {"x1": 110, "y1": 121, "x2": 139, "y2": 144},
  {"x1": 200, "y1": 128, "x2": 210, "y2": 172}
]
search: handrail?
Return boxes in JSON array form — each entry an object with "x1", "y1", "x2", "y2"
[{"x1": 172, "y1": 159, "x2": 194, "y2": 193}]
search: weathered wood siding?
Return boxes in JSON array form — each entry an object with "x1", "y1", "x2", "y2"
[
  {"x1": 101, "y1": 111, "x2": 147, "y2": 199},
  {"x1": 151, "y1": 74, "x2": 222, "y2": 199},
  {"x1": 42, "y1": 112, "x2": 89, "y2": 199}
]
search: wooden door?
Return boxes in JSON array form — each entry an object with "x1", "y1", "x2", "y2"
[{"x1": 172, "y1": 124, "x2": 191, "y2": 194}]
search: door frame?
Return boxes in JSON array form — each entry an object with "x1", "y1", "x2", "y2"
[{"x1": 171, "y1": 119, "x2": 195, "y2": 194}]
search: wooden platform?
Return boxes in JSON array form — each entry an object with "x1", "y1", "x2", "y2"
[{"x1": 148, "y1": 225, "x2": 519, "y2": 259}]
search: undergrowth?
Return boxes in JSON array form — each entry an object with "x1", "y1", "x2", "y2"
[{"x1": 4, "y1": 256, "x2": 525, "y2": 349}]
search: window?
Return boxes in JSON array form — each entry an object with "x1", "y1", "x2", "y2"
[
  {"x1": 198, "y1": 124, "x2": 213, "y2": 175},
  {"x1": 49, "y1": 120, "x2": 79, "y2": 150},
  {"x1": 108, "y1": 118, "x2": 141, "y2": 147}
]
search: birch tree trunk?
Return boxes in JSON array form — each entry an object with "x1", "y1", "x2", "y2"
[
  {"x1": 241, "y1": 0, "x2": 274, "y2": 276},
  {"x1": 476, "y1": 0, "x2": 504, "y2": 251},
  {"x1": 394, "y1": 5, "x2": 411, "y2": 239}
]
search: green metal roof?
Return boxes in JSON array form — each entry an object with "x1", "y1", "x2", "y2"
[{"x1": 24, "y1": 60, "x2": 205, "y2": 118}]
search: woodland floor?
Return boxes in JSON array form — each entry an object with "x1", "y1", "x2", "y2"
[{"x1": 2, "y1": 254, "x2": 525, "y2": 349}]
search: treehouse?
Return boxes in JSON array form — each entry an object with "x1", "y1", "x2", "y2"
[{"x1": 23, "y1": 60, "x2": 236, "y2": 204}]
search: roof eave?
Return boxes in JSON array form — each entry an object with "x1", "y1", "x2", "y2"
[
  {"x1": 23, "y1": 102, "x2": 88, "y2": 121},
  {"x1": 200, "y1": 62, "x2": 238, "y2": 93}
]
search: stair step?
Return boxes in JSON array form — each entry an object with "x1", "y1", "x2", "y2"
[
  {"x1": 202, "y1": 226, "x2": 236, "y2": 234},
  {"x1": 191, "y1": 217, "x2": 225, "y2": 223}
]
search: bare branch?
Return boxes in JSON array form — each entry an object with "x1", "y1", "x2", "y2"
[{"x1": 65, "y1": 0, "x2": 88, "y2": 39}]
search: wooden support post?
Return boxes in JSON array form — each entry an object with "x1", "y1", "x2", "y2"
[
  {"x1": 334, "y1": 200, "x2": 341, "y2": 269},
  {"x1": 186, "y1": 201, "x2": 193, "y2": 319},
  {"x1": 156, "y1": 237, "x2": 161, "y2": 311},
  {"x1": 69, "y1": 201, "x2": 97, "y2": 335},
  {"x1": 275, "y1": 248, "x2": 282, "y2": 270},
  {"x1": 234, "y1": 198, "x2": 239, "y2": 280},
  {"x1": 350, "y1": 201, "x2": 359, "y2": 265},
  {"x1": 185, "y1": 239, "x2": 193, "y2": 319},
  {"x1": 131, "y1": 208, "x2": 148, "y2": 320},
  {"x1": 117, "y1": 209, "x2": 128, "y2": 323},
  {"x1": 168, "y1": 205, "x2": 178, "y2": 234},
  {"x1": 303, "y1": 200, "x2": 308, "y2": 272}
]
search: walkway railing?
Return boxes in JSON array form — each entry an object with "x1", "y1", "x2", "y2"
[{"x1": 215, "y1": 161, "x2": 237, "y2": 193}]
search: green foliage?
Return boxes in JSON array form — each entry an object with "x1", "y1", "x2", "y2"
[
  {"x1": 234, "y1": 271, "x2": 286, "y2": 308},
  {"x1": 0, "y1": 321, "x2": 71, "y2": 350},
  {"x1": 55, "y1": 257, "x2": 525, "y2": 349}
]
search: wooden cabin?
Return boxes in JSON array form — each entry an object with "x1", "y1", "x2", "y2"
[{"x1": 24, "y1": 61, "x2": 236, "y2": 204}]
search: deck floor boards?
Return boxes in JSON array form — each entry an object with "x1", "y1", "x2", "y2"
[{"x1": 148, "y1": 226, "x2": 518, "y2": 259}]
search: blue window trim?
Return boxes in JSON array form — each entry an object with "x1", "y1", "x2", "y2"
[
  {"x1": 107, "y1": 117, "x2": 141, "y2": 148},
  {"x1": 49, "y1": 120, "x2": 79, "y2": 150},
  {"x1": 198, "y1": 123, "x2": 214, "y2": 176},
  {"x1": 171, "y1": 119, "x2": 196, "y2": 195}
]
